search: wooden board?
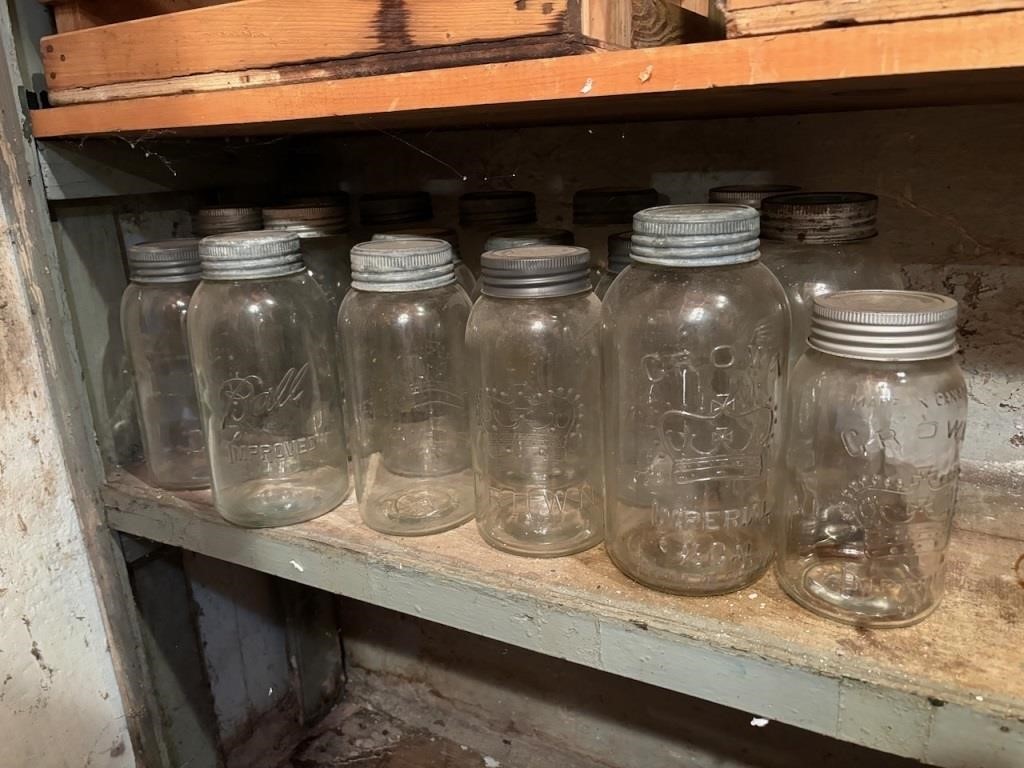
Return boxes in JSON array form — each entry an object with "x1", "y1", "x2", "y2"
[
  {"x1": 722, "y1": 0, "x2": 1024, "y2": 37},
  {"x1": 102, "y1": 468, "x2": 1024, "y2": 767},
  {"x1": 29, "y1": 12, "x2": 1024, "y2": 138},
  {"x1": 40, "y1": 0, "x2": 238, "y2": 33}
]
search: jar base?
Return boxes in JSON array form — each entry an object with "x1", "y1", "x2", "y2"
[
  {"x1": 360, "y1": 473, "x2": 475, "y2": 537},
  {"x1": 216, "y1": 468, "x2": 350, "y2": 528},
  {"x1": 476, "y1": 520, "x2": 602, "y2": 558}
]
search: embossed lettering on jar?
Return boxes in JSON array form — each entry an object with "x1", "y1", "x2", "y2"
[
  {"x1": 467, "y1": 245, "x2": 605, "y2": 557},
  {"x1": 777, "y1": 290, "x2": 966, "y2": 627},
  {"x1": 339, "y1": 238, "x2": 474, "y2": 536},
  {"x1": 188, "y1": 232, "x2": 349, "y2": 527},
  {"x1": 602, "y1": 204, "x2": 789, "y2": 595}
]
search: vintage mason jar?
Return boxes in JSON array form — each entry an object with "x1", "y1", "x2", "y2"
[
  {"x1": 339, "y1": 238, "x2": 474, "y2": 535},
  {"x1": 357, "y1": 191, "x2": 433, "y2": 239},
  {"x1": 708, "y1": 184, "x2": 800, "y2": 209},
  {"x1": 188, "y1": 232, "x2": 349, "y2": 527},
  {"x1": 467, "y1": 245, "x2": 604, "y2": 557},
  {"x1": 373, "y1": 227, "x2": 475, "y2": 296},
  {"x1": 760, "y1": 192, "x2": 903, "y2": 366},
  {"x1": 263, "y1": 201, "x2": 353, "y2": 316},
  {"x1": 459, "y1": 191, "x2": 537, "y2": 273},
  {"x1": 594, "y1": 231, "x2": 631, "y2": 299},
  {"x1": 603, "y1": 204, "x2": 789, "y2": 595},
  {"x1": 193, "y1": 206, "x2": 263, "y2": 237},
  {"x1": 121, "y1": 239, "x2": 209, "y2": 489},
  {"x1": 777, "y1": 290, "x2": 966, "y2": 627},
  {"x1": 572, "y1": 187, "x2": 658, "y2": 270}
]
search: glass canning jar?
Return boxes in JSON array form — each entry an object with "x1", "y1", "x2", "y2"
[
  {"x1": 121, "y1": 239, "x2": 209, "y2": 489},
  {"x1": 193, "y1": 206, "x2": 263, "y2": 237},
  {"x1": 760, "y1": 192, "x2": 903, "y2": 367},
  {"x1": 602, "y1": 205, "x2": 789, "y2": 595},
  {"x1": 339, "y1": 238, "x2": 474, "y2": 535},
  {"x1": 373, "y1": 227, "x2": 475, "y2": 296},
  {"x1": 572, "y1": 187, "x2": 658, "y2": 270},
  {"x1": 263, "y1": 201, "x2": 353, "y2": 317},
  {"x1": 777, "y1": 290, "x2": 966, "y2": 627},
  {"x1": 707, "y1": 184, "x2": 800, "y2": 209},
  {"x1": 594, "y1": 231, "x2": 631, "y2": 299},
  {"x1": 188, "y1": 232, "x2": 349, "y2": 527},
  {"x1": 459, "y1": 191, "x2": 537, "y2": 274},
  {"x1": 467, "y1": 245, "x2": 604, "y2": 557},
  {"x1": 357, "y1": 191, "x2": 433, "y2": 240}
]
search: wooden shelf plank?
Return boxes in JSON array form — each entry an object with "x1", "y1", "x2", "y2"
[
  {"x1": 103, "y1": 469, "x2": 1024, "y2": 767},
  {"x1": 30, "y1": 11, "x2": 1024, "y2": 139}
]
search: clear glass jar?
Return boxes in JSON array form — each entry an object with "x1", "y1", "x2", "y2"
[
  {"x1": 573, "y1": 187, "x2": 658, "y2": 270},
  {"x1": 121, "y1": 239, "x2": 209, "y2": 489},
  {"x1": 760, "y1": 193, "x2": 904, "y2": 367},
  {"x1": 777, "y1": 290, "x2": 966, "y2": 628},
  {"x1": 459, "y1": 191, "x2": 537, "y2": 274},
  {"x1": 475, "y1": 228, "x2": 575, "y2": 300},
  {"x1": 594, "y1": 231, "x2": 631, "y2": 299},
  {"x1": 193, "y1": 206, "x2": 263, "y2": 237},
  {"x1": 263, "y1": 201, "x2": 353, "y2": 316},
  {"x1": 603, "y1": 205, "x2": 789, "y2": 595},
  {"x1": 467, "y1": 245, "x2": 604, "y2": 557},
  {"x1": 372, "y1": 227, "x2": 475, "y2": 297},
  {"x1": 357, "y1": 191, "x2": 433, "y2": 241},
  {"x1": 188, "y1": 232, "x2": 349, "y2": 527},
  {"x1": 707, "y1": 184, "x2": 800, "y2": 209},
  {"x1": 339, "y1": 238, "x2": 474, "y2": 536}
]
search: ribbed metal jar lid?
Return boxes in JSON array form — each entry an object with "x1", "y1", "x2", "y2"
[
  {"x1": 199, "y1": 231, "x2": 304, "y2": 280},
  {"x1": 484, "y1": 227, "x2": 574, "y2": 251},
  {"x1": 630, "y1": 204, "x2": 760, "y2": 267},
  {"x1": 262, "y1": 203, "x2": 349, "y2": 238},
  {"x1": 761, "y1": 192, "x2": 878, "y2": 243},
  {"x1": 372, "y1": 227, "x2": 464, "y2": 263},
  {"x1": 359, "y1": 191, "x2": 432, "y2": 226},
  {"x1": 350, "y1": 238, "x2": 455, "y2": 292},
  {"x1": 707, "y1": 184, "x2": 801, "y2": 209},
  {"x1": 127, "y1": 238, "x2": 201, "y2": 283},
  {"x1": 481, "y1": 245, "x2": 591, "y2": 299},
  {"x1": 459, "y1": 191, "x2": 536, "y2": 226},
  {"x1": 808, "y1": 290, "x2": 959, "y2": 361},
  {"x1": 573, "y1": 187, "x2": 660, "y2": 225},
  {"x1": 606, "y1": 231, "x2": 632, "y2": 273},
  {"x1": 193, "y1": 206, "x2": 263, "y2": 237}
]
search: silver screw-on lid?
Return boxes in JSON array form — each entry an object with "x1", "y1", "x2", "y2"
[
  {"x1": 606, "y1": 231, "x2": 632, "y2": 273},
  {"x1": 459, "y1": 191, "x2": 536, "y2": 227},
  {"x1": 127, "y1": 238, "x2": 201, "y2": 283},
  {"x1": 194, "y1": 206, "x2": 263, "y2": 237},
  {"x1": 262, "y1": 203, "x2": 349, "y2": 238},
  {"x1": 372, "y1": 227, "x2": 463, "y2": 264},
  {"x1": 630, "y1": 204, "x2": 760, "y2": 267},
  {"x1": 199, "y1": 231, "x2": 304, "y2": 280},
  {"x1": 359, "y1": 191, "x2": 432, "y2": 227},
  {"x1": 350, "y1": 238, "x2": 455, "y2": 292},
  {"x1": 484, "y1": 227, "x2": 574, "y2": 251},
  {"x1": 573, "y1": 187, "x2": 660, "y2": 226},
  {"x1": 808, "y1": 290, "x2": 959, "y2": 361},
  {"x1": 708, "y1": 184, "x2": 801, "y2": 209},
  {"x1": 481, "y1": 245, "x2": 591, "y2": 299},
  {"x1": 761, "y1": 192, "x2": 878, "y2": 243}
]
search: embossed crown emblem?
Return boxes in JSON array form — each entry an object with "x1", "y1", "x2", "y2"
[{"x1": 483, "y1": 384, "x2": 582, "y2": 460}]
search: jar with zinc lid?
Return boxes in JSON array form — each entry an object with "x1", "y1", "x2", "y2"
[
  {"x1": 459, "y1": 191, "x2": 537, "y2": 273},
  {"x1": 602, "y1": 204, "x2": 789, "y2": 595},
  {"x1": 339, "y1": 238, "x2": 474, "y2": 536},
  {"x1": 777, "y1": 290, "x2": 966, "y2": 628},
  {"x1": 467, "y1": 245, "x2": 604, "y2": 557},
  {"x1": 121, "y1": 239, "x2": 209, "y2": 490},
  {"x1": 707, "y1": 184, "x2": 801, "y2": 209},
  {"x1": 373, "y1": 227, "x2": 475, "y2": 296},
  {"x1": 194, "y1": 206, "x2": 263, "y2": 237},
  {"x1": 572, "y1": 187, "x2": 658, "y2": 270},
  {"x1": 594, "y1": 231, "x2": 631, "y2": 299},
  {"x1": 188, "y1": 232, "x2": 349, "y2": 527},
  {"x1": 760, "y1": 192, "x2": 903, "y2": 367},
  {"x1": 473, "y1": 228, "x2": 576, "y2": 299}
]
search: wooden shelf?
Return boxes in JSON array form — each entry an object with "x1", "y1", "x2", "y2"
[
  {"x1": 103, "y1": 468, "x2": 1024, "y2": 767},
  {"x1": 30, "y1": 11, "x2": 1024, "y2": 139}
]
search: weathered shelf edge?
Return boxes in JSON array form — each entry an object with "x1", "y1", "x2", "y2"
[
  {"x1": 30, "y1": 10, "x2": 1024, "y2": 139},
  {"x1": 102, "y1": 471, "x2": 1024, "y2": 767}
]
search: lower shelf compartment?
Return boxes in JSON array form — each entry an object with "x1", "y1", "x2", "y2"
[{"x1": 103, "y1": 468, "x2": 1024, "y2": 767}]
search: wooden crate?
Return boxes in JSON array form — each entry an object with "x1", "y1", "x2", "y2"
[
  {"x1": 719, "y1": 0, "x2": 1024, "y2": 37},
  {"x1": 39, "y1": 0, "x2": 713, "y2": 106}
]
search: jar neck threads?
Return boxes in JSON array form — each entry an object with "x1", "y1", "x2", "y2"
[
  {"x1": 199, "y1": 232, "x2": 305, "y2": 280},
  {"x1": 707, "y1": 184, "x2": 801, "y2": 209},
  {"x1": 127, "y1": 238, "x2": 202, "y2": 283},
  {"x1": 350, "y1": 238, "x2": 456, "y2": 292},
  {"x1": 761, "y1": 192, "x2": 878, "y2": 243},
  {"x1": 630, "y1": 204, "x2": 760, "y2": 267},
  {"x1": 480, "y1": 245, "x2": 591, "y2": 298}
]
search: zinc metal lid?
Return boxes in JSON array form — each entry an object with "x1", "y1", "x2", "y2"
[
  {"x1": 262, "y1": 202, "x2": 349, "y2": 237},
  {"x1": 359, "y1": 191, "x2": 433, "y2": 226},
  {"x1": 372, "y1": 227, "x2": 463, "y2": 263},
  {"x1": 808, "y1": 289, "x2": 959, "y2": 361},
  {"x1": 707, "y1": 184, "x2": 801, "y2": 209},
  {"x1": 459, "y1": 190, "x2": 536, "y2": 226},
  {"x1": 127, "y1": 238, "x2": 201, "y2": 282},
  {"x1": 630, "y1": 204, "x2": 760, "y2": 267},
  {"x1": 761, "y1": 192, "x2": 878, "y2": 243},
  {"x1": 573, "y1": 187, "x2": 660, "y2": 225},
  {"x1": 194, "y1": 206, "x2": 263, "y2": 236},
  {"x1": 484, "y1": 227, "x2": 574, "y2": 251},
  {"x1": 481, "y1": 245, "x2": 591, "y2": 299},
  {"x1": 350, "y1": 238, "x2": 455, "y2": 292},
  {"x1": 606, "y1": 231, "x2": 632, "y2": 273},
  {"x1": 199, "y1": 231, "x2": 304, "y2": 280}
]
